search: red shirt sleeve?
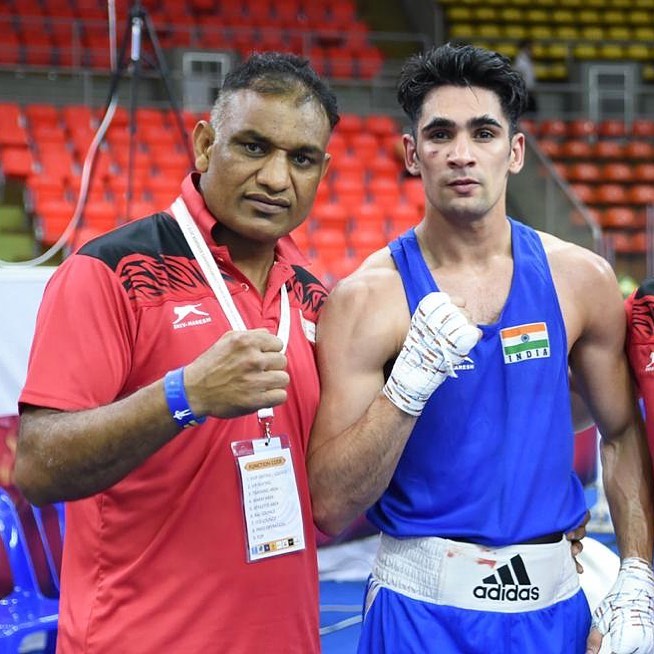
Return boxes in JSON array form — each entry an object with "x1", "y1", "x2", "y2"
[{"x1": 19, "y1": 254, "x2": 136, "y2": 412}]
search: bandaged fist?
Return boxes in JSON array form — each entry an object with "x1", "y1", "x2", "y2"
[
  {"x1": 383, "y1": 291, "x2": 481, "y2": 416},
  {"x1": 590, "y1": 557, "x2": 654, "y2": 654}
]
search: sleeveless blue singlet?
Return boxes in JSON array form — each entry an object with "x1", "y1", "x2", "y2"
[{"x1": 367, "y1": 218, "x2": 587, "y2": 546}]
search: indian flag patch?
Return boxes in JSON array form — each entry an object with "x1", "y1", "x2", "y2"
[{"x1": 500, "y1": 322, "x2": 550, "y2": 364}]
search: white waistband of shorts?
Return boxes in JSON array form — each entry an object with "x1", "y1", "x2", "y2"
[{"x1": 372, "y1": 533, "x2": 580, "y2": 613}]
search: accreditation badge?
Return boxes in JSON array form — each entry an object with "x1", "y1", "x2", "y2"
[{"x1": 231, "y1": 435, "x2": 305, "y2": 563}]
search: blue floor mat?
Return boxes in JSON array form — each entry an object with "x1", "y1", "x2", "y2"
[{"x1": 320, "y1": 580, "x2": 365, "y2": 654}]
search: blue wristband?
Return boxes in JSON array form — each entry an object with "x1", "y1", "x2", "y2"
[{"x1": 164, "y1": 367, "x2": 206, "y2": 429}]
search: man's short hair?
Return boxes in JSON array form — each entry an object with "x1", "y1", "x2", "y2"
[
  {"x1": 397, "y1": 43, "x2": 527, "y2": 136},
  {"x1": 211, "y1": 51, "x2": 340, "y2": 130}
]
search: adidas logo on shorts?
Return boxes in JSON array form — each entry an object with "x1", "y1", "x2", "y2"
[{"x1": 472, "y1": 555, "x2": 540, "y2": 602}]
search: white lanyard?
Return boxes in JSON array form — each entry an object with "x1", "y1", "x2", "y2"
[{"x1": 171, "y1": 197, "x2": 290, "y2": 428}]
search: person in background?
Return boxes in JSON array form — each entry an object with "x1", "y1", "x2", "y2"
[
  {"x1": 16, "y1": 52, "x2": 338, "y2": 653},
  {"x1": 307, "y1": 43, "x2": 654, "y2": 654},
  {"x1": 514, "y1": 39, "x2": 538, "y2": 115},
  {"x1": 626, "y1": 278, "x2": 654, "y2": 464}
]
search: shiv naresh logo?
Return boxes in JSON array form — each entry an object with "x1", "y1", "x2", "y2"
[{"x1": 172, "y1": 303, "x2": 212, "y2": 329}]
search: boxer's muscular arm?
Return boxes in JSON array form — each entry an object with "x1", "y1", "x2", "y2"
[{"x1": 308, "y1": 269, "x2": 480, "y2": 536}]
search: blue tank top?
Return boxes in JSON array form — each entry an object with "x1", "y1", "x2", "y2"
[{"x1": 367, "y1": 218, "x2": 587, "y2": 546}]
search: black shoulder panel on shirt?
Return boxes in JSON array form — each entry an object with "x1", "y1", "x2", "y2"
[
  {"x1": 290, "y1": 264, "x2": 328, "y2": 319},
  {"x1": 76, "y1": 212, "x2": 190, "y2": 270},
  {"x1": 636, "y1": 277, "x2": 654, "y2": 299}
]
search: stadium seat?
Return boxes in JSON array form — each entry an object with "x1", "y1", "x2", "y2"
[
  {"x1": 601, "y1": 207, "x2": 642, "y2": 230},
  {"x1": 348, "y1": 132, "x2": 380, "y2": 163},
  {"x1": 0, "y1": 488, "x2": 59, "y2": 653},
  {"x1": 597, "y1": 120, "x2": 626, "y2": 139},
  {"x1": 83, "y1": 201, "x2": 118, "y2": 231},
  {"x1": 354, "y1": 201, "x2": 388, "y2": 229},
  {"x1": 595, "y1": 184, "x2": 627, "y2": 205},
  {"x1": 567, "y1": 119, "x2": 596, "y2": 140},
  {"x1": 634, "y1": 163, "x2": 654, "y2": 183},
  {"x1": 561, "y1": 140, "x2": 593, "y2": 159},
  {"x1": 24, "y1": 104, "x2": 60, "y2": 128},
  {"x1": 330, "y1": 155, "x2": 365, "y2": 183},
  {"x1": 335, "y1": 114, "x2": 364, "y2": 138},
  {"x1": 33, "y1": 199, "x2": 75, "y2": 245},
  {"x1": 624, "y1": 141, "x2": 654, "y2": 161},
  {"x1": 368, "y1": 177, "x2": 401, "y2": 206},
  {"x1": 539, "y1": 119, "x2": 567, "y2": 139},
  {"x1": 348, "y1": 225, "x2": 387, "y2": 253},
  {"x1": 402, "y1": 177, "x2": 425, "y2": 209},
  {"x1": 368, "y1": 154, "x2": 401, "y2": 181},
  {"x1": 363, "y1": 115, "x2": 398, "y2": 139},
  {"x1": 601, "y1": 162, "x2": 631, "y2": 183},
  {"x1": 30, "y1": 503, "x2": 64, "y2": 594},
  {"x1": 312, "y1": 202, "x2": 349, "y2": 230},
  {"x1": 628, "y1": 185, "x2": 654, "y2": 206},
  {"x1": 567, "y1": 162, "x2": 601, "y2": 183},
  {"x1": 538, "y1": 139, "x2": 563, "y2": 159},
  {"x1": 0, "y1": 147, "x2": 34, "y2": 179},
  {"x1": 387, "y1": 203, "x2": 422, "y2": 238},
  {"x1": 332, "y1": 175, "x2": 366, "y2": 207},
  {"x1": 632, "y1": 119, "x2": 654, "y2": 139},
  {"x1": 569, "y1": 184, "x2": 596, "y2": 205},
  {"x1": 592, "y1": 141, "x2": 625, "y2": 160}
]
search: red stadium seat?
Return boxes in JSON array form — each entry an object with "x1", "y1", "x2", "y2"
[
  {"x1": 348, "y1": 225, "x2": 387, "y2": 253},
  {"x1": 597, "y1": 120, "x2": 626, "y2": 139},
  {"x1": 569, "y1": 184, "x2": 595, "y2": 205},
  {"x1": 567, "y1": 119, "x2": 596, "y2": 140},
  {"x1": 402, "y1": 177, "x2": 425, "y2": 209},
  {"x1": 632, "y1": 120, "x2": 654, "y2": 139},
  {"x1": 82, "y1": 201, "x2": 118, "y2": 231},
  {"x1": 601, "y1": 207, "x2": 641, "y2": 230},
  {"x1": 595, "y1": 184, "x2": 627, "y2": 205},
  {"x1": 332, "y1": 175, "x2": 366, "y2": 207},
  {"x1": 311, "y1": 202, "x2": 349, "y2": 230},
  {"x1": 387, "y1": 203, "x2": 422, "y2": 238},
  {"x1": 368, "y1": 177, "x2": 401, "y2": 205},
  {"x1": 567, "y1": 162, "x2": 601, "y2": 183},
  {"x1": 357, "y1": 46, "x2": 383, "y2": 79},
  {"x1": 354, "y1": 201, "x2": 388, "y2": 229},
  {"x1": 330, "y1": 153, "x2": 363, "y2": 177},
  {"x1": 24, "y1": 104, "x2": 60, "y2": 128},
  {"x1": 592, "y1": 140, "x2": 624, "y2": 160},
  {"x1": 538, "y1": 139, "x2": 562, "y2": 159},
  {"x1": 634, "y1": 163, "x2": 654, "y2": 183},
  {"x1": 0, "y1": 147, "x2": 34, "y2": 179},
  {"x1": 561, "y1": 140, "x2": 593, "y2": 159},
  {"x1": 624, "y1": 141, "x2": 654, "y2": 161},
  {"x1": 326, "y1": 132, "x2": 348, "y2": 159},
  {"x1": 601, "y1": 162, "x2": 631, "y2": 183},
  {"x1": 539, "y1": 119, "x2": 567, "y2": 139},
  {"x1": 368, "y1": 154, "x2": 402, "y2": 181},
  {"x1": 628, "y1": 185, "x2": 654, "y2": 206},
  {"x1": 334, "y1": 114, "x2": 364, "y2": 138},
  {"x1": 348, "y1": 132, "x2": 380, "y2": 163},
  {"x1": 363, "y1": 115, "x2": 398, "y2": 138}
]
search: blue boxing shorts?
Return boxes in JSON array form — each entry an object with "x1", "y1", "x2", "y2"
[{"x1": 357, "y1": 534, "x2": 592, "y2": 654}]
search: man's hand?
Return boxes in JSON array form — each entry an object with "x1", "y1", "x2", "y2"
[
  {"x1": 184, "y1": 329, "x2": 290, "y2": 419},
  {"x1": 567, "y1": 510, "x2": 590, "y2": 574},
  {"x1": 383, "y1": 292, "x2": 481, "y2": 416},
  {"x1": 586, "y1": 557, "x2": 654, "y2": 654}
]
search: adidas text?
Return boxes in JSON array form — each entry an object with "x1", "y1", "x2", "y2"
[{"x1": 472, "y1": 584, "x2": 540, "y2": 602}]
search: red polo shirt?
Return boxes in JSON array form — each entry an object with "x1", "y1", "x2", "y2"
[{"x1": 20, "y1": 174, "x2": 326, "y2": 653}]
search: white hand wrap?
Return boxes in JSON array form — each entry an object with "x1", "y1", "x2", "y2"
[
  {"x1": 383, "y1": 292, "x2": 480, "y2": 417},
  {"x1": 592, "y1": 557, "x2": 654, "y2": 654}
]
